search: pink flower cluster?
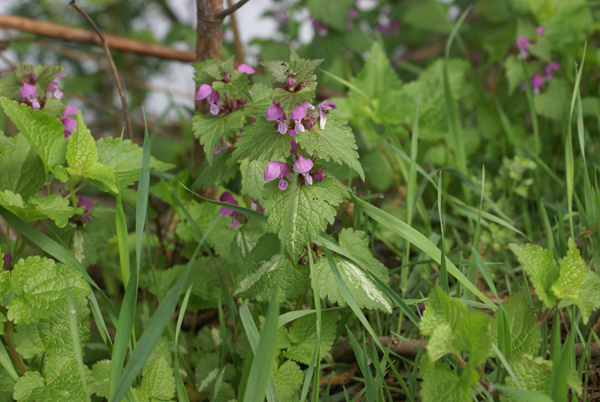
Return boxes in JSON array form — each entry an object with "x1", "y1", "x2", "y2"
[
  {"x1": 195, "y1": 64, "x2": 254, "y2": 116},
  {"x1": 218, "y1": 191, "x2": 262, "y2": 228},
  {"x1": 515, "y1": 27, "x2": 561, "y2": 95},
  {"x1": 265, "y1": 100, "x2": 336, "y2": 138},
  {"x1": 264, "y1": 154, "x2": 325, "y2": 191}
]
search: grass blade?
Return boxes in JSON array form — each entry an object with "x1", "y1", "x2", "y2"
[{"x1": 174, "y1": 285, "x2": 193, "y2": 402}]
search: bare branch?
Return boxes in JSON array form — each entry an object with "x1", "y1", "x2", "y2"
[
  {"x1": 69, "y1": 0, "x2": 133, "y2": 140},
  {"x1": 213, "y1": 0, "x2": 251, "y2": 20}
]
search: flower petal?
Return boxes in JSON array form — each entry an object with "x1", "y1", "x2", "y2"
[
  {"x1": 293, "y1": 155, "x2": 313, "y2": 174},
  {"x1": 266, "y1": 102, "x2": 285, "y2": 121},
  {"x1": 264, "y1": 161, "x2": 282, "y2": 182},
  {"x1": 237, "y1": 64, "x2": 255, "y2": 74},
  {"x1": 196, "y1": 84, "x2": 213, "y2": 100}
]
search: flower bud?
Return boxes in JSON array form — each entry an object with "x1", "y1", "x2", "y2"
[{"x1": 286, "y1": 76, "x2": 295, "y2": 90}]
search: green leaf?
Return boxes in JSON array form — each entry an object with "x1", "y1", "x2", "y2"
[
  {"x1": 194, "y1": 150, "x2": 238, "y2": 190},
  {"x1": 240, "y1": 158, "x2": 268, "y2": 203},
  {"x1": 33, "y1": 65, "x2": 64, "y2": 98},
  {"x1": 231, "y1": 117, "x2": 293, "y2": 165},
  {"x1": 552, "y1": 238, "x2": 585, "y2": 306},
  {"x1": 296, "y1": 113, "x2": 364, "y2": 180},
  {"x1": 192, "y1": 110, "x2": 245, "y2": 165},
  {"x1": 46, "y1": 204, "x2": 116, "y2": 267},
  {"x1": 492, "y1": 293, "x2": 541, "y2": 357},
  {"x1": 234, "y1": 233, "x2": 309, "y2": 302},
  {"x1": 262, "y1": 176, "x2": 349, "y2": 258},
  {"x1": 501, "y1": 355, "x2": 552, "y2": 402},
  {"x1": 504, "y1": 55, "x2": 524, "y2": 96},
  {"x1": 0, "y1": 134, "x2": 46, "y2": 200},
  {"x1": 14, "y1": 357, "x2": 92, "y2": 402},
  {"x1": 95, "y1": 137, "x2": 174, "y2": 189},
  {"x1": 420, "y1": 286, "x2": 467, "y2": 336},
  {"x1": 91, "y1": 359, "x2": 111, "y2": 398},
  {"x1": 0, "y1": 366, "x2": 16, "y2": 401},
  {"x1": 509, "y1": 243, "x2": 559, "y2": 308},
  {"x1": 285, "y1": 311, "x2": 337, "y2": 365},
  {"x1": 580, "y1": 270, "x2": 600, "y2": 323},
  {"x1": 427, "y1": 323, "x2": 455, "y2": 362},
  {"x1": 0, "y1": 191, "x2": 79, "y2": 227},
  {"x1": 195, "y1": 354, "x2": 235, "y2": 394},
  {"x1": 66, "y1": 112, "x2": 117, "y2": 193},
  {"x1": 421, "y1": 363, "x2": 472, "y2": 402},
  {"x1": 140, "y1": 356, "x2": 176, "y2": 401},
  {"x1": 7, "y1": 256, "x2": 90, "y2": 324},
  {"x1": 0, "y1": 97, "x2": 68, "y2": 182},
  {"x1": 453, "y1": 310, "x2": 492, "y2": 366},
  {"x1": 271, "y1": 85, "x2": 317, "y2": 116},
  {"x1": 211, "y1": 69, "x2": 251, "y2": 100},
  {"x1": 273, "y1": 360, "x2": 303, "y2": 400},
  {"x1": 0, "y1": 71, "x2": 23, "y2": 99},
  {"x1": 314, "y1": 229, "x2": 392, "y2": 312},
  {"x1": 261, "y1": 49, "x2": 322, "y2": 84},
  {"x1": 14, "y1": 295, "x2": 90, "y2": 359},
  {"x1": 244, "y1": 84, "x2": 273, "y2": 118},
  {"x1": 404, "y1": 1, "x2": 452, "y2": 34},
  {"x1": 306, "y1": 0, "x2": 353, "y2": 30}
]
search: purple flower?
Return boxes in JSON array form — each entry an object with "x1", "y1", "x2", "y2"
[
  {"x1": 62, "y1": 106, "x2": 78, "y2": 138},
  {"x1": 544, "y1": 61, "x2": 560, "y2": 79},
  {"x1": 311, "y1": 17, "x2": 327, "y2": 36},
  {"x1": 293, "y1": 155, "x2": 313, "y2": 185},
  {"x1": 2, "y1": 253, "x2": 11, "y2": 266},
  {"x1": 531, "y1": 74, "x2": 544, "y2": 95},
  {"x1": 196, "y1": 84, "x2": 213, "y2": 100},
  {"x1": 208, "y1": 91, "x2": 222, "y2": 115},
  {"x1": 517, "y1": 36, "x2": 529, "y2": 59},
  {"x1": 57, "y1": 72, "x2": 67, "y2": 78},
  {"x1": 20, "y1": 82, "x2": 40, "y2": 109},
  {"x1": 314, "y1": 171, "x2": 324, "y2": 182},
  {"x1": 219, "y1": 192, "x2": 243, "y2": 228},
  {"x1": 214, "y1": 144, "x2": 222, "y2": 155},
  {"x1": 266, "y1": 102, "x2": 288, "y2": 134},
  {"x1": 264, "y1": 161, "x2": 290, "y2": 191},
  {"x1": 77, "y1": 197, "x2": 93, "y2": 223},
  {"x1": 536, "y1": 26, "x2": 545, "y2": 35},
  {"x1": 290, "y1": 104, "x2": 307, "y2": 134},
  {"x1": 286, "y1": 77, "x2": 295, "y2": 90},
  {"x1": 349, "y1": 9, "x2": 358, "y2": 18},
  {"x1": 237, "y1": 64, "x2": 255, "y2": 74},
  {"x1": 290, "y1": 139, "x2": 299, "y2": 156},
  {"x1": 48, "y1": 81, "x2": 63, "y2": 100},
  {"x1": 377, "y1": 18, "x2": 399, "y2": 36},
  {"x1": 317, "y1": 101, "x2": 337, "y2": 129}
]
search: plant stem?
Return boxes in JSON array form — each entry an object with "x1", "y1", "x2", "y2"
[{"x1": 3, "y1": 321, "x2": 26, "y2": 375}]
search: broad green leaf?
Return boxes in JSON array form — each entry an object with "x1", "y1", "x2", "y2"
[
  {"x1": 45, "y1": 204, "x2": 116, "y2": 267},
  {"x1": 421, "y1": 363, "x2": 472, "y2": 402},
  {"x1": 33, "y1": 65, "x2": 64, "y2": 98},
  {"x1": 427, "y1": 323, "x2": 455, "y2": 362},
  {"x1": 244, "y1": 83, "x2": 273, "y2": 118},
  {"x1": 509, "y1": 243, "x2": 559, "y2": 308},
  {"x1": 0, "y1": 97, "x2": 68, "y2": 182},
  {"x1": 66, "y1": 112, "x2": 117, "y2": 193},
  {"x1": 213, "y1": 383, "x2": 237, "y2": 402},
  {"x1": 7, "y1": 256, "x2": 90, "y2": 324},
  {"x1": 240, "y1": 158, "x2": 268, "y2": 203},
  {"x1": 453, "y1": 310, "x2": 492, "y2": 366},
  {"x1": 262, "y1": 176, "x2": 349, "y2": 258},
  {"x1": 501, "y1": 355, "x2": 552, "y2": 402},
  {"x1": 306, "y1": 0, "x2": 353, "y2": 30},
  {"x1": 140, "y1": 356, "x2": 176, "y2": 401},
  {"x1": 231, "y1": 117, "x2": 293, "y2": 165},
  {"x1": 580, "y1": 270, "x2": 600, "y2": 323},
  {"x1": 211, "y1": 69, "x2": 251, "y2": 100},
  {"x1": 14, "y1": 295, "x2": 90, "y2": 359},
  {"x1": 195, "y1": 354, "x2": 235, "y2": 394},
  {"x1": 0, "y1": 71, "x2": 23, "y2": 99},
  {"x1": 285, "y1": 311, "x2": 337, "y2": 365},
  {"x1": 91, "y1": 360, "x2": 111, "y2": 398},
  {"x1": 141, "y1": 336, "x2": 172, "y2": 375},
  {"x1": 270, "y1": 85, "x2": 317, "y2": 116},
  {"x1": 234, "y1": 233, "x2": 309, "y2": 302},
  {"x1": 0, "y1": 367, "x2": 15, "y2": 401},
  {"x1": 492, "y1": 294, "x2": 541, "y2": 357},
  {"x1": 192, "y1": 110, "x2": 245, "y2": 165},
  {"x1": 0, "y1": 134, "x2": 45, "y2": 200},
  {"x1": 261, "y1": 48, "x2": 322, "y2": 84},
  {"x1": 14, "y1": 356, "x2": 92, "y2": 402},
  {"x1": 95, "y1": 137, "x2": 174, "y2": 189},
  {"x1": 296, "y1": 113, "x2": 364, "y2": 180},
  {"x1": 314, "y1": 229, "x2": 392, "y2": 313},
  {"x1": 504, "y1": 55, "x2": 524, "y2": 95},
  {"x1": 273, "y1": 361, "x2": 303, "y2": 400},
  {"x1": 420, "y1": 286, "x2": 467, "y2": 336},
  {"x1": 552, "y1": 238, "x2": 585, "y2": 307},
  {"x1": 192, "y1": 58, "x2": 229, "y2": 85},
  {"x1": 194, "y1": 150, "x2": 238, "y2": 190}
]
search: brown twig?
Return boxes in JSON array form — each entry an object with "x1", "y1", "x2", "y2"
[
  {"x1": 69, "y1": 0, "x2": 133, "y2": 140},
  {"x1": 213, "y1": 0, "x2": 252, "y2": 20},
  {"x1": 0, "y1": 14, "x2": 195, "y2": 62}
]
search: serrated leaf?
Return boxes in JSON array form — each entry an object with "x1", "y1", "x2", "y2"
[
  {"x1": 420, "y1": 286, "x2": 467, "y2": 336},
  {"x1": 46, "y1": 204, "x2": 116, "y2": 267},
  {"x1": 211, "y1": 70, "x2": 251, "y2": 100},
  {"x1": 492, "y1": 293, "x2": 541, "y2": 357},
  {"x1": 142, "y1": 336, "x2": 172, "y2": 375},
  {"x1": 194, "y1": 354, "x2": 235, "y2": 394},
  {"x1": 306, "y1": 0, "x2": 353, "y2": 31},
  {"x1": 273, "y1": 360, "x2": 303, "y2": 400},
  {"x1": 0, "y1": 191, "x2": 81, "y2": 228},
  {"x1": 230, "y1": 117, "x2": 293, "y2": 165},
  {"x1": 14, "y1": 295, "x2": 90, "y2": 359},
  {"x1": 14, "y1": 357, "x2": 92, "y2": 402},
  {"x1": 0, "y1": 134, "x2": 46, "y2": 200},
  {"x1": 501, "y1": 355, "x2": 552, "y2": 402},
  {"x1": 427, "y1": 323, "x2": 455, "y2": 362},
  {"x1": 315, "y1": 228, "x2": 392, "y2": 312},
  {"x1": 244, "y1": 83, "x2": 273, "y2": 118},
  {"x1": 234, "y1": 233, "x2": 309, "y2": 302},
  {"x1": 95, "y1": 137, "x2": 174, "y2": 189},
  {"x1": 271, "y1": 85, "x2": 317, "y2": 116},
  {"x1": 261, "y1": 49, "x2": 323, "y2": 84},
  {"x1": 285, "y1": 311, "x2": 337, "y2": 364},
  {"x1": 7, "y1": 256, "x2": 90, "y2": 324},
  {"x1": 67, "y1": 112, "x2": 117, "y2": 193},
  {"x1": 552, "y1": 238, "x2": 585, "y2": 306},
  {"x1": 509, "y1": 243, "x2": 559, "y2": 308},
  {"x1": 296, "y1": 113, "x2": 364, "y2": 180},
  {"x1": 0, "y1": 71, "x2": 23, "y2": 99},
  {"x1": 194, "y1": 150, "x2": 237, "y2": 190},
  {"x1": 91, "y1": 360, "x2": 111, "y2": 398},
  {"x1": 240, "y1": 158, "x2": 268, "y2": 203},
  {"x1": 0, "y1": 97, "x2": 68, "y2": 182},
  {"x1": 421, "y1": 363, "x2": 472, "y2": 402},
  {"x1": 262, "y1": 176, "x2": 349, "y2": 258},
  {"x1": 213, "y1": 382, "x2": 237, "y2": 402},
  {"x1": 580, "y1": 270, "x2": 600, "y2": 323},
  {"x1": 140, "y1": 356, "x2": 175, "y2": 401},
  {"x1": 33, "y1": 65, "x2": 64, "y2": 98},
  {"x1": 453, "y1": 310, "x2": 492, "y2": 366},
  {"x1": 192, "y1": 110, "x2": 245, "y2": 165}
]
